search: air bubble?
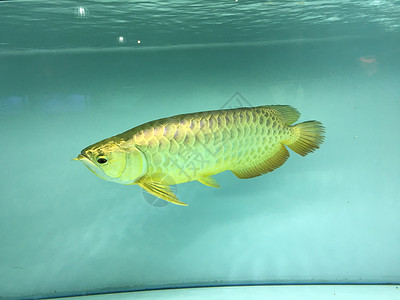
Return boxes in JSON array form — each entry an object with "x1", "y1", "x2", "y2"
[
  {"x1": 118, "y1": 36, "x2": 126, "y2": 44},
  {"x1": 74, "y1": 6, "x2": 89, "y2": 18}
]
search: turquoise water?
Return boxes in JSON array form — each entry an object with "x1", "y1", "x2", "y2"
[{"x1": 1, "y1": 1, "x2": 400, "y2": 299}]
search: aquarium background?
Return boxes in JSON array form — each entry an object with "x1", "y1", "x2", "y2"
[{"x1": 0, "y1": 0, "x2": 399, "y2": 299}]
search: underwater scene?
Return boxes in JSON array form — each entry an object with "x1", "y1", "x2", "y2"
[{"x1": 0, "y1": 0, "x2": 399, "y2": 299}]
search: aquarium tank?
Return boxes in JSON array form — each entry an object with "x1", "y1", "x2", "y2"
[{"x1": 0, "y1": 0, "x2": 399, "y2": 299}]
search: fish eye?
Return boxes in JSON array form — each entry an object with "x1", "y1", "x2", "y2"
[{"x1": 96, "y1": 156, "x2": 108, "y2": 164}]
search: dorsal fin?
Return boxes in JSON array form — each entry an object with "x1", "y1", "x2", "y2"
[{"x1": 266, "y1": 105, "x2": 300, "y2": 125}]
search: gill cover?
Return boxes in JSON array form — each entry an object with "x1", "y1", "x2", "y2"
[
  {"x1": 119, "y1": 145, "x2": 148, "y2": 184},
  {"x1": 78, "y1": 142, "x2": 147, "y2": 184}
]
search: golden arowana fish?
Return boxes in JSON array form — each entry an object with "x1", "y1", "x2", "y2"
[{"x1": 75, "y1": 105, "x2": 325, "y2": 206}]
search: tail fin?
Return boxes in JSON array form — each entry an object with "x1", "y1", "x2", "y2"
[{"x1": 287, "y1": 121, "x2": 325, "y2": 156}]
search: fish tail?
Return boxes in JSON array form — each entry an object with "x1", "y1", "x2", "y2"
[{"x1": 287, "y1": 121, "x2": 325, "y2": 156}]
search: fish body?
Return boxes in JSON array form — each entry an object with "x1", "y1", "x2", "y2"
[{"x1": 76, "y1": 105, "x2": 325, "y2": 205}]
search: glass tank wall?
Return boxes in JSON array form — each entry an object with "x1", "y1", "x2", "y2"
[{"x1": 0, "y1": 1, "x2": 399, "y2": 299}]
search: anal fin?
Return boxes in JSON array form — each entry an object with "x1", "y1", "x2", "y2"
[
  {"x1": 232, "y1": 144, "x2": 290, "y2": 179},
  {"x1": 198, "y1": 175, "x2": 220, "y2": 188},
  {"x1": 138, "y1": 181, "x2": 188, "y2": 206}
]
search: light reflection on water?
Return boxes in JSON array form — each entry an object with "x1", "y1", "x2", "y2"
[{"x1": 0, "y1": 0, "x2": 399, "y2": 52}]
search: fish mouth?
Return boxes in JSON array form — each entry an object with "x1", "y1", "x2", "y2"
[
  {"x1": 73, "y1": 153, "x2": 88, "y2": 161},
  {"x1": 75, "y1": 152, "x2": 109, "y2": 180}
]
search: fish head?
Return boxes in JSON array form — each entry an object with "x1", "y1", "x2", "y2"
[{"x1": 76, "y1": 140, "x2": 147, "y2": 184}]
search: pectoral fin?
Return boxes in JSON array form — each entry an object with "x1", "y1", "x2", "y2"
[
  {"x1": 138, "y1": 181, "x2": 188, "y2": 206},
  {"x1": 198, "y1": 176, "x2": 220, "y2": 188}
]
